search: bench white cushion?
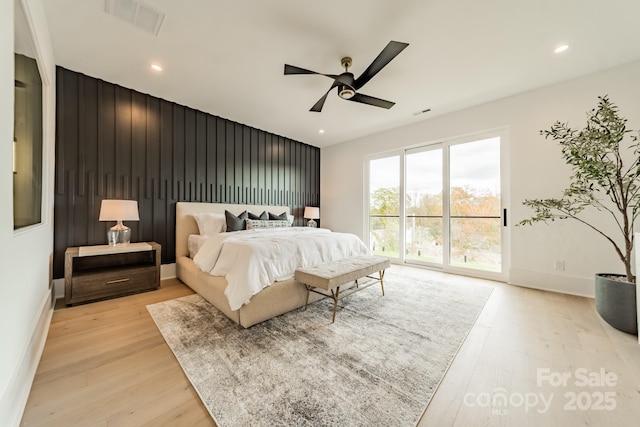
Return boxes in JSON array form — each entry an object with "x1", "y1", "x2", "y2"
[{"x1": 295, "y1": 255, "x2": 390, "y2": 291}]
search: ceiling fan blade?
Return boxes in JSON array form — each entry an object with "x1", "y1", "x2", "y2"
[
  {"x1": 348, "y1": 92, "x2": 395, "y2": 109},
  {"x1": 353, "y1": 41, "x2": 409, "y2": 90},
  {"x1": 310, "y1": 82, "x2": 340, "y2": 112},
  {"x1": 284, "y1": 64, "x2": 319, "y2": 75},
  {"x1": 284, "y1": 64, "x2": 338, "y2": 79},
  {"x1": 310, "y1": 92, "x2": 330, "y2": 113}
]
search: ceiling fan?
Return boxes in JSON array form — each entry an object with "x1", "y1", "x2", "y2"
[{"x1": 284, "y1": 40, "x2": 409, "y2": 112}]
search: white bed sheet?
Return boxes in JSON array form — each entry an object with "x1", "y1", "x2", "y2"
[{"x1": 193, "y1": 227, "x2": 369, "y2": 310}]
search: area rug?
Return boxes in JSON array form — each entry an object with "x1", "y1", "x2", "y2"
[{"x1": 147, "y1": 269, "x2": 493, "y2": 427}]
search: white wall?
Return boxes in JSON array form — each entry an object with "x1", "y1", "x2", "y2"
[
  {"x1": 322, "y1": 60, "x2": 640, "y2": 297},
  {"x1": 0, "y1": 0, "x2": 55, "y2": 424}
]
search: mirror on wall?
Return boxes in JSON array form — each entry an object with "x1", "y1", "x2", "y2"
[{"x1": 14, "y1": 0, "x2": 43, "y2": 229}]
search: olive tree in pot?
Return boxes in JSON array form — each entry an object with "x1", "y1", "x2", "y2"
[{"x1": 519, "y1": 96, "x2": 639, "y2": 335}]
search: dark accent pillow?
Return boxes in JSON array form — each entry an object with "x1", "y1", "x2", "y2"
[
  {"x1": 225, "y1": 210, "x2": 248, "y2": 232},
  {"x1": 248, "y1": 211, "x2": 268, "y2": 220},
  {"x1": 268, "y1": 211, "x2": 288, "y2": 221}
]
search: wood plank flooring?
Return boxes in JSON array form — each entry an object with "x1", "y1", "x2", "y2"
[{"x1": 20, "y1": 266, "x2": 640, "y2": 426}]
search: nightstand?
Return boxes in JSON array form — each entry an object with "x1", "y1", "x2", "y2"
[{"x1": 64, "y1": 242, "x2": 161, "y2": 306}]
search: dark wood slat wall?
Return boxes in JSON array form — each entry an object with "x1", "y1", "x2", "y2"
[{"x1": 53, "y1": 67, "x2": 320, "y2": 279}]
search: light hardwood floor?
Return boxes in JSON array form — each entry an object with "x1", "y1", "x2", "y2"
[{"x1": 20, "y1": 266, "x2": 640, "y2": 426}]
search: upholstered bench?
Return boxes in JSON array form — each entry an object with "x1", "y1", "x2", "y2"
[{"x1": 294, "y1": 255, "x2": 391, "y2": 323}]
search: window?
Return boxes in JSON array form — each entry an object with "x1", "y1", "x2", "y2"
[
  {"x1": 368, "y1": 156, "x2": 400, "y2": 258},
  {"x1": 405, "y1": 147, "x2": 443, "y2": 265},
  {"x1": 449, "y1": 137, "x2": 502, "y2": 272},
  {"x1": 366, "y1": 131, "x2": 508, "y2": 281}
]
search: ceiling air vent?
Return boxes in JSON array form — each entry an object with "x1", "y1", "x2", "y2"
[{"x1": 105, "y1": 0, "x2": 165, "y2": 36}]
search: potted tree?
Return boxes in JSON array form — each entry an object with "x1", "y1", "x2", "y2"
[{"x1": 519, "y1": 96, "x2": 639, "y2": 335}]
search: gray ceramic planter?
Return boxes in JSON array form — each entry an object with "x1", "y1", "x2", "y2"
[{"x1": 595, "y1": 274, "x2": 638, "y2": 335}]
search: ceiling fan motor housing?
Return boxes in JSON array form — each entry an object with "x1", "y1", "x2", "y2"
[{"x1": 337, "y1": 71, "x2": 356, "y2": 99}]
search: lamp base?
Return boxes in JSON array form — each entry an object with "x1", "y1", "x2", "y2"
[
  {"x1": 307, "y1": 219, "x2": 317, "y2": 228},
  {"x1": 107, "y1": 222, "x2": 132, "y2": 245}
]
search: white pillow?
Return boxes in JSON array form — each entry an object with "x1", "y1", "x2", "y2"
[
  {"x1": 246, "y1": 219, "x2": 291, "y2": 229},
  {"x1": 287, "y1": 214, "x2": 294, "y2": 225},
  {"x1": 193, "y1": 213, "x2": 226, "y2": 235}
]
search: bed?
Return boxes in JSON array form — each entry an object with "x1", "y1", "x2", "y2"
[{"x1": 175, "y1": 202, "x2": 369, "y2": 327}]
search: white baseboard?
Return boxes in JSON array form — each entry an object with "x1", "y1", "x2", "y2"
[
  {"x1": 52, "y1": 277, "x2": 64, "y2": 300},
  {"x1": 0, "y1": 289, "x2": 54, "y2": 426},
  {"x1": 509, "y1": 268, "x2": 595, "y2": 298},
  {"x1": 161, "y1": 263, "x2": 176, "y2": 279}
]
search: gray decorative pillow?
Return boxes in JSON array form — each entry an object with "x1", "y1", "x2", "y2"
[
  {"x1": 248, "y1": 211, "x2": 268, "y2": 220},
  {"x1": 225, "y1": 210, "x2": 248, "y2": 232},
  {"x1": 268, "y1": 211, "x2": 288, "y2": 221},
  {"x1": 246, "y1": 220, "x2": 291, "y2": 229}
]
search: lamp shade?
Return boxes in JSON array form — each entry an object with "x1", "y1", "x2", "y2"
[
  {"x1": 99, "y1": 199, "x2": 140, "y2": 221},
  {"x1": 303, "y1": 206, "x2": 319, "y2": 219}
]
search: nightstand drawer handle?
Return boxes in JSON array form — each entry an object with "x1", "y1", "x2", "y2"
[{"x1": 107, "y1": 278, "x2": 130, "y2": 285}]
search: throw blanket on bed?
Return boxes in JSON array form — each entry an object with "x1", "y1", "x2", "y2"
[{"x1": 193, "y1": 228, "x2": 369, "y2": 310}]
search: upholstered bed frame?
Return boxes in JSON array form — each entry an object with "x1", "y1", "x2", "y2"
[{"x1": 175, "y1": 202, "x2": 321, "y2": 328}]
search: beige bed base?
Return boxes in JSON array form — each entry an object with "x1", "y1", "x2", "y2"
[{"x1": 175, "y1": 202, "x2": 321, "y2": 328}]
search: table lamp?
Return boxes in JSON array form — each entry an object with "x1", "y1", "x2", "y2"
[
  {"x1": 99, "y1": 199, "x2": 139, "y2": 245},
  {"x1": 303, "y1": 206, "x2": 319, "y2": 228}
]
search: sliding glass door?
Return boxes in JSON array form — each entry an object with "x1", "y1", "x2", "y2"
[
  {"x1": 369, "y1": 155, "x2": 400, "y2": 258},
  {"x1": 405, "y1": 147, "x2": 443, "y2": 266},
  {"x1": 366, "y1": 132, "x2": 508, "y2": 281},
  {"x1": 449, "y1": 137, "x2": 502, "y2": 272}
]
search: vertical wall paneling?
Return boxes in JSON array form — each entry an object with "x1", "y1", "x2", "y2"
[
  {"x1": 184, "y1": 108, "x2": 196, "y2": 200},
  {"x1": 205, "y1": 115, "x2": 216, "y2": 202},
  {"x1": 258, "y1": 131, "x2": 266, "y2": 205},
  {"x1": 225, "y1": 121, "x2": 234, "y2": 203},
  {"x1": 175, "y1": 105, "x2": 187, "y2": 201},
  {"x1": 234, "y1": 123, "x2": 243, "y2": 203},
  {"x1": 195, "y1": 112, "x2": 206, "y2": 201},
  {"x1": 242, "y1": 127, "x2": 251, "y2": 204},
  {"x1": 53, "y1": 67, "x2": 320, "y2": 278},
  {"x1": 265, "y1": 133, "x2": 273, "y2": 204},
  {"x1": 215, "y1": 117, "x2": 225, "y2": 202},
  {"x1": 250, "y1": 128, "x2": 258, "y2": 204}
]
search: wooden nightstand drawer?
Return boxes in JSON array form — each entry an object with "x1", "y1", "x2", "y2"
[
  {"x1": 65, "y1": 242, "x2": 161, "y2": 306},
  {"x1": 71, "y1": 265, "x2": 157, "y2": 303}
]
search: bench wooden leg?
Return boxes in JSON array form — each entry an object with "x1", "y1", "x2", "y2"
[{"x1": 380, "y1": 269, "x2": 385, "y2": 296}]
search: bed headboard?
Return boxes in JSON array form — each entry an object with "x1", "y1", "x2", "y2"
[{"x1": 175, "y1": 202, "x2": 291, "y2": 258}]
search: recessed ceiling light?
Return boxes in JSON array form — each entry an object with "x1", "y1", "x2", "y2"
[
  {"x1": 412, "y1": 108, "x2": 431, "y2": 116},
  {"x1": 554, "y1": 44, "x2": 570, "y2": 54},
  {"x1": 150, "y1": 63, "x2": 162, "y2": 72},
  {"x1": 318, "y1": 129, "x2": 325, "y2": 134}
]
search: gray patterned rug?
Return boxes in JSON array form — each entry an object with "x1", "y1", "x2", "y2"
[{"x1": 147, "y1": 269, "x2": 493, "y2": 427}]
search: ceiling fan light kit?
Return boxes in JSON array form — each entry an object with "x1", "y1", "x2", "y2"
[
  {"x1": 338, "y1": 86, "x2": 355, "y2": 99},
  {"x1": 284, "y1": 41, "x2": 409, "y2": 112}
]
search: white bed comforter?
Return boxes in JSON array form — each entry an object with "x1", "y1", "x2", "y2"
[{"x1": 192, "y1": 228, "x2": 369, "y2": 310}]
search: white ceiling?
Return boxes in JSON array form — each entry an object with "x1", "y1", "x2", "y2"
[{"x1": 43, "y1": 0, "x2": 640, "y2": 148}]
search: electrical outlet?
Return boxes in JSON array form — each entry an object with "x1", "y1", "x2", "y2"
[{"x1": 554, "y1": 260, "x2": 565, "y2": 271}]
